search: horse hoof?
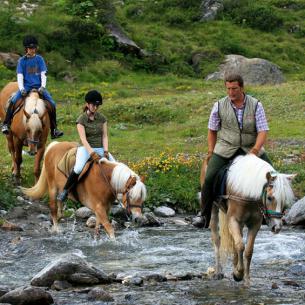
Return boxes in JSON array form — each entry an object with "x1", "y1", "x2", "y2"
[{"x1": 233, "y1": 273, "x2": 243, "y2": 282}]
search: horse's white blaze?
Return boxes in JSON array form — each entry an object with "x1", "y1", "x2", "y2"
[{"x1": 23, "y1": 94, "x2": 46, "y2": 131}]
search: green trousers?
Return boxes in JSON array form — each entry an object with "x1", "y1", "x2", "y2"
[{"x1": 201, "y1": 149, "x2": 272, "y2": 225}]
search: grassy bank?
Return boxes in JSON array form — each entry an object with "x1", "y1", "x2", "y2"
[{"x1": 0, "y1": 75, "x2": 304, "y2": 211}]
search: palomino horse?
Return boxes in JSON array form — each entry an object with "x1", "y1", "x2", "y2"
[
  {"x1": 22, "y1": 141, "x2": 147, "y2": 239},
  {"x1": 200, "y1": 154, "x2": 295, "y2": 286},
  {"x1": 0, "y1": 82, "x2": 49, "y2": 183}
]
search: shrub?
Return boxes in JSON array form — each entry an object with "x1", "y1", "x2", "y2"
[
  {"x1": 221, "y1": 1, "x2": 283, "y2": 32},
  {"x1": 130, "y1": 152, "x2": 201, "y2": 212}
]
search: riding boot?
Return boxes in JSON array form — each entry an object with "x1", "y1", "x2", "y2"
[
  {"x1": 1, "y1": 99, "x2": 14, "y2": 135},
  {"x1": 57, "y1": 170, "x2": 79, "y2": 202},
  {"x1": 48, "y1": 104, "x2": 64, "y2": 139},
  {"x1": 200, "y1": 185, "x2": 213, "y2": 228}
]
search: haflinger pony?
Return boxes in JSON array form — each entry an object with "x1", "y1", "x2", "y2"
[
  {"x1": 0, "y1": 82, "x2": 49, "y2": 183},
  {"x1": 21, "y1": 141, "x2": 147, "y2": 239},
  {"x1": 200, "y1": 154, "x2": 295, "y2": 286}
]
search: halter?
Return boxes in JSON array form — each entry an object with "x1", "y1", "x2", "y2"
[
  {"x1": 260, "y1": 178, "x2": 283, "y2": 222},
  {"x1": 221, "y1": 172, "x2": 283, "y2": 223},
  {"x1": 24, "y1": 108, "x2": 42, "y2": 147},
  {"x1": 98, "y1": 162, "x2": 142, "y2": 218}
]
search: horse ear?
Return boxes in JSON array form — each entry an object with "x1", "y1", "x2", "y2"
[{"x1": 23, "y1": 109, "x2": 31, "y2": 119}]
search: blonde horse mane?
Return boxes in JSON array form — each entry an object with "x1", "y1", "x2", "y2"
[
  {"x1": 110, "y1": 161, "x2": 147, "y2": 201},
  {"x1": 227, "y1": 154, "x2": 294, "y2": 208}
]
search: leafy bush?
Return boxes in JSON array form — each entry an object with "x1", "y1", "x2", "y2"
[
  {"x1": 130, "y1": 152, "x2": 201, "y2": 212},
  {"x1": 221, "y1": 1, "x2": 283, "y2": 32}
]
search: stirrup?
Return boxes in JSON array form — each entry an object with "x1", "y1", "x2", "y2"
[
  {"x1": 1, "y1": 124, "x2": 10, "y2": 135},
  {"x1": 57, "y1": 189, "x2": 68, "y2": 202},
  {"x1": 51, "y1": 129, "x2": 64, "y2": 139}
]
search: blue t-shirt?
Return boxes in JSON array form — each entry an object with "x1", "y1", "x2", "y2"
[{"x1": 17, "y1": 55, "x2": 47, "y2": 89}]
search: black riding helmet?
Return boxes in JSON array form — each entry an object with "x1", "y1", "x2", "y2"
[
  {"x1": 23, "y1": 35, "x2": 38, "y2": 48},
  {"x1": 85, "y1": 90, "x2": 103, "y2": 106}
]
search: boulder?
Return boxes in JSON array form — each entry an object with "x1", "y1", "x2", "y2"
[
  {"x1": 105, "y1": 23, "x2": 145, "y2": 57},
  {"x1": 283, "y1": 196, "x2": 305, "y2": 225},
  {"x1": 154, "y1": 206, "x2": 175, "y2": 217},
  {"x1": 200, "y1": 0, "x2": 224, "y2": 21},
  {"x1": 31, "y1": 253, "x2": 112, "y2": 287},
  {"x1": 0, "y1": 286, "x2": 53, "y2": 305},
  {"x1": 0, "y1": 52, "x2": 20, "y2": 69},
  {"x1": 205, "y1": 54, "x2": 285, "y2": 85}
]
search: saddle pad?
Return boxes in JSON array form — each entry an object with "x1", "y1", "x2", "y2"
[{"x1": 57, "y1": 147, "x2": 93, "y2": 179}]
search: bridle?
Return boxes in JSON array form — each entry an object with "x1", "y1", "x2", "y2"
[
  {"x1": 220, "y1": 173, "x2": 283, "y2": 224},
  {"x1": 98, "y1": 162, "x2": 143, "y2": 218},
  {"x1": 260, "y1": 178, "x2": 283, "y2": 223}
]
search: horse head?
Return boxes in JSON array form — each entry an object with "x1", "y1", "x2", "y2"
[
  {"x1": 122, "y1": 175, "x2": 146, "y2": 221},
  {"x1": 110, "y1": 162, "x2": 147, "y2": 222},
  {"x1": 263, "y1": 171, "x2": 296, "y2": 233},
  {"x1": 23, "y1": 92, "x2": 48, "y2": 155}
]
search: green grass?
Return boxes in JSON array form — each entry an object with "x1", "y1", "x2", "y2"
[
  {"x1": 0, "y1": 75, "x2": 304, "y2": 211},
  {"x1": 0, "y1": 0, "x2": 304, "y2": 211}
]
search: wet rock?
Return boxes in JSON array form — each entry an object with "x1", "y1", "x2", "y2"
[
  {"x1": 0, "y1": 286, "x2": 10, "y2": 297},
  {"x1": 285, "y1": 264, "x2": 305, "y2": 276},
  {"x1": 0, "y1": 221, "x2": 23, "y2": 231},
  {"x1": 283, "y1": 280, "x2": 300, "y2": 287},
  {"x1": 271, "y1": 282, "x2": 279, "y2": 289},
  {"x1": 170, "y1": 218, "x2": 189, "y2": 226},
  {"x1": 51, "y1": 280, "x2": 72, "y2": 291},
  {"x1": 192, "y1": 216, "x2": 205, "y2": 228},
  {"x1": 154, "y1": 206, "x2": 175, "y2": 217},
  {"x1": 75, "y1": 207, "x2": 93, "y2": 219},
  {"x1": 7, "y1": 206, "x2": 26, "y2": 219},
  {"x1": 145, "y1": 274, "x2": 167, "y2": 282},
  {"x1": 111, "y1": 204, "x2": 128, "y2": 221},
  {"x1": 88, "y1": 287, "x2": 114, "y2": 302},
  {"x1": 31, "y1": 253, "x2": 111, "y2": 287},
  {"x1": 0, "y1": 210, "x2": 7, "y2": 216},
  {"x1": 86, "y1": 216, "x2": 96, "y2": 228},
  {"x1": 0, "y1": 286, "x2": 53, "y2": 305},
  {"x1": 122, "y1": 276, "x2": 143, "y2": 286},
  {"x1": 136, "y1": 212, "x2": 162, "y2": 227},
  {"x1": 283, "y1": 196, "x2": 305, "y2": 225}
]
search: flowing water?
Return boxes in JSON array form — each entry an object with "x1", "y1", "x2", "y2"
[{"x1": 0, "y1": 218, "x2": 305, "y2": 305}]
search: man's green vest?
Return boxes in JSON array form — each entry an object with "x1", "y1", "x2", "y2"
[{"x1": 214, "y1": 95, "x2": 263, "y2": 158}]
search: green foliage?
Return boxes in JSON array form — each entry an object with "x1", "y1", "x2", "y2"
[
  {"x1": 0, "y1": 64, "x2": 15, "y2": 80},
  {"x1": 131, "y1": 153, "x2": 201, "y2": 212},
  {"x1": 221, "y1": 0, "x2": 284, "y2": 32}
]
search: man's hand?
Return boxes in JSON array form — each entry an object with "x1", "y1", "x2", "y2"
[
  {"x1": 90, "y1": 151, "x2": 101, "y2": 163},
  {"x1": 207, "y1": 151, "x2": 213, "y2": 163},
  {"x1": 249, "y1": 147, "x2": 259, "y2": 156},
  {"x1": 38, "y1": 87, "x2": 45, "y2": 95},
  {"x1": 21, "y1": 89, "x2": 27, "y2": 97},
  {"x1": 103, "y1": 151, "x2": 109, "y2": 160}
]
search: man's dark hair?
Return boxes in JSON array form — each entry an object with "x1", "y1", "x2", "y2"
[{"x1": 224, "y1": 74, "x2": 244, "y2": 87}]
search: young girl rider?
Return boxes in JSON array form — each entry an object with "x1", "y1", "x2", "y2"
[
  {"x1": 1, "y1": 35, "x2": 63, "y2": 139},
  {"x1": 57, "y1": 89, "x2": 114, "y2": 202}
]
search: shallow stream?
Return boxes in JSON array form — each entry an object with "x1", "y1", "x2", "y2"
[{"x1": 0, "y1": 218, "x2": 305, "y2": 305}]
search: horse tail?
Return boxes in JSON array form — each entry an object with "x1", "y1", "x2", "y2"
[
  {"x1": 219, "y1": 210, "x2": 235, "y2": 260},
  {"x1": 20, "y1": 142, "x2": 58, "y2": 199},
  {"x1": 21, "y1": 161, "x2": 48, "y2": 199}
]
